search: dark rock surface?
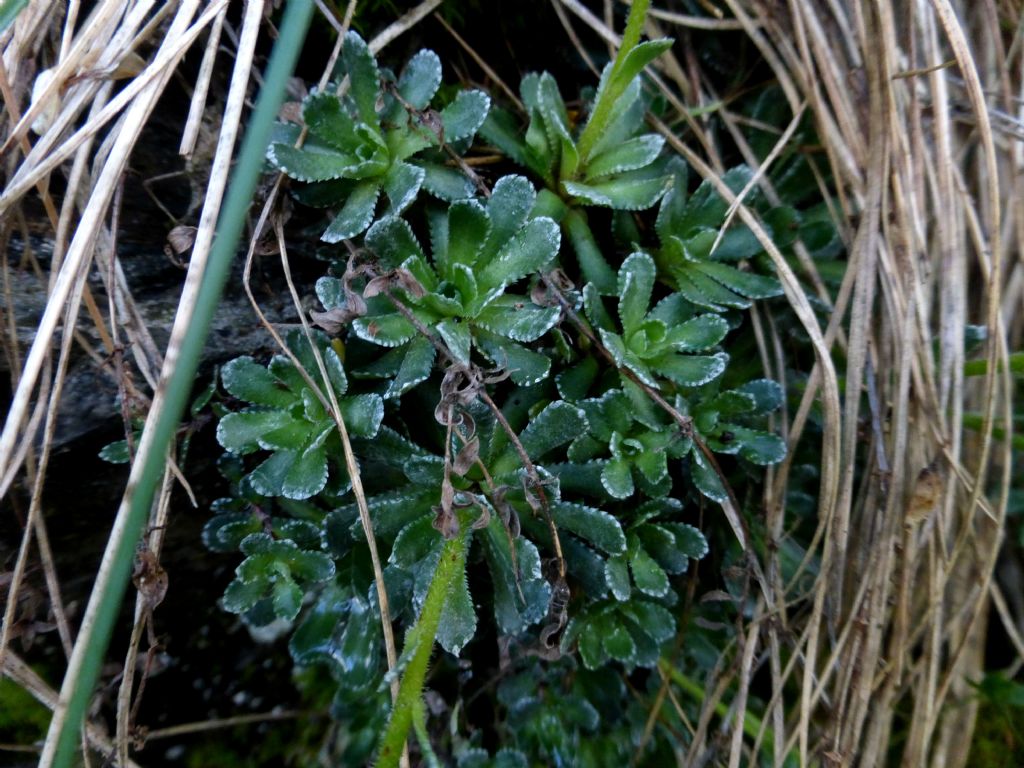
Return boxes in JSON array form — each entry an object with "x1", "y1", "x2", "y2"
[{"x1": 2, "y1": 228, "x2": 309, "y2": 448}]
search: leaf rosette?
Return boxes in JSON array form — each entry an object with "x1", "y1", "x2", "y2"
[
  {"x1": 583, "y1": 250, "x2": 730, "y2": 391},
  {"x1": 317, "y1": 175, "x2": 562, "y2": 387},
  {"x1": 564, "y1": 389, "x2": 687, "y2": 500},
  {"x1": 654, "y1": 159, "x2": 786, "y2": 310},
  {"x1": 674, "y1": 378, "x2": 788, "y2": 502},
  {"x1": 560, "y1": 500, "x2": 707, "y2": 669},
  {"x1": 221, "y1": 532, "x2": 335, "y2": 623},
  {"x1": 268, "y1": 31, "x2": 490, "y2": 241},
  {"x1": 216, "y1": 328, "x2": 384, "y2": 499},
  {"x1": 481, "y1": 55, "x2": 672, "y2": 211}
]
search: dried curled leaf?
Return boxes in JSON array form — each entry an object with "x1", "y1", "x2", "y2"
[
  {"x1": 132, "y1": 549, "x2": 169, "y2": 610},
  {"x1": 453, "y1": 436, "x2": 481, "y2": 476},
  {"x1": 906, "y1": 460, "x2": 944, "y2": 524}
]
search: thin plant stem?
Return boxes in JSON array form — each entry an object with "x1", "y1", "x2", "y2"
[{"x1": 375, "y1": 532, "x2": 469, "y2": 768}]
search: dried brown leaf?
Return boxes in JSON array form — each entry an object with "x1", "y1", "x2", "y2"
[{"x1": 452, "y1": 436, "x2": 480, "y2": 476}]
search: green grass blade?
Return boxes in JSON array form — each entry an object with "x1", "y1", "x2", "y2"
[
  {"x1": 0, "y1": 0, "x2": 28, "y2": 34},
  {"x1": 43, "y1": 2, "x2": 315, "y2": 765}
]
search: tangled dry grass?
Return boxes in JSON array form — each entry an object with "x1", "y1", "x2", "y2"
[{"x1": 0, "y1": 1, "x2": 1020, "y2": 766}]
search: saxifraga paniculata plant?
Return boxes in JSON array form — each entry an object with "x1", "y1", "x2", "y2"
[{"x1": 201, "y1": 4, "x2": 811, "y2": 764}]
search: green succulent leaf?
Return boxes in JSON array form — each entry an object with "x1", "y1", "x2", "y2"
[
  {"x1": 579, "y1": 38, "x2": 673, "y2": 165},
  {"x1": 619, "y1": 600, "x2": 675, "y2": 644},
  {"x1": 224, "y1": 534, "x2": 334, "y2": 620},
  {"x1": 589, "y1": 80, "x2": 645, "y2": 159},
  {"x1": 221, "y1": 356, "x2": 299, "y2": 408},
  {"x1": 563, "y1": 174, "x2": 670, "y2": 211},
  {"x1": 482, "y1": 518, "x2": 550, "y2": 634},
  {"x1": 672, "y1": 265, "x2": 751, "y2": 310},
  {"x1": 436, "y1": 198, "x2": 489, "y2": 276},
  {"x1": 475, "y1": 297, "x2": 560, "y2": 343},
  {"x1": 556, "y1": 537, "x2": 607, "y2": 600},
  {"x1": 551, "y1": 502, "x2": 627, "y2": 555},
  {"x1": 272, "y1": 579, "x2": 303, "y2": 621},
  {"x1": 485, "y1": 175, "x2": 535, "y2": 250},
  {"x1": 291, "y1": 590, "x2": 380, "y2": 692},
  {"x1": 578, "y1": 390, "x2": 632, "y2": 441},
  {"x1": 437, "y1": 318, "x2": 472, "y2": 365},
  {"x1": 217, "y1": 410, "x2": 294, "y2": 455},
  {"x1": 518, "y1": 401, "x2": 588, "y2": 460},
  {"x1": 289, "y1": 330, "x2": 349, "y2": 395},
  {"x1": 665, "y1": 314, "x2": 729, "y2": 352},
  {"x1": 635, "y1": 524, "x2": 686, "y2": 573},
  {"x1": 582, "y1": 283, "x2": 616, "y2": 332},
  {"x1": 634, "y1": 448, "x2": 668, "y2": 484},
  {"x1": 342, "y1": 32, "x2": 381, "y2": 127},
  {"x1": 302, "y1": 90, "x2": 357, "y2": 150},
  {"x1": 478, "y1": 217, "x2": 560, "y2": 291},
  {"x1": 365, "y1": 215, "x2": 425, "y2": 268},
  {"x1": 221, "y1": 576, "x2": 265, "y2": 615},
  {"x1": 662, "y1": 522, "x2": 709, "y2": 560},
  {"x1": 440, "y1": 89, "x2": 491, "y2": 141},
  {"x1": 729, "y1": 425, "x2": 787, "y2": 465},
  {"x1": 585, "y1": 134, "x2": 664, "y2": 180},
  {"x1": 690, "y1": 447, "x2": 728, "y2": 503},
  {"x1": 322, "y1": 179, "x2": 381, "y2": 242},
  {"x1": 735, "y1": 378, "x2": 785, "y2": 414},
  {"x1": 447, "y1": 262, "x2": 479, "y2": 308},
  {"x1": 476, "y1": 332, "x2": 551, "y2": 386},
  {"x1": 98, "y1": 438, "x2": 132, "y2": 464},
  {"x1": 352, "y1": 313, "x2": 417, "y2": 348},
  {"x1": 383, "y1": 161, "x2": 425, "y2": 216},
  {"x1": 203, "y1": 512, "x2": 262, "y2": 553},
  {"x1": 602, "y1": 619, "x2": 637, "y2": 663},
  {"x1": 711, "y1": 223, "x2": 765, "y2": 261},
  {"x1": 601, "y1": 457, "x2": 634, "y2": 499},
  {"x1": 698, "y1": 261, "x2": 782, "y2": 299},
  {"x1": 328, "y1": 490, "x2": 434, "y2": 550},
  {"x1": 603, "y1": 38, "x2": 673, "y2": 105},
  {"x1": 674, "y1": 166, "x2": 753, "y2": 234},
  {"x1": 708, "y1": 391, "x2": 756, "y2": 419},
  {"x1": 628, "y1": 536, "x2": 669, "y2": 597},
  {"x1": 555, "y1": 356, "x2": 599, "y2": 402},
  {"x1": 617, "y1": 252, "x2": 656, "y2": 334},
  {"x1": 396, "y1": 49, "x2": 442, "y2": 110},
  {"x1": 650, "y1": 351, "x2": 728, "y2": 387},
  {"x1": 385, "y1": 335, "x2": 436, "y2": 398},
  {"x1": 257, "y1": 414, "x2": 321, "y2": 451},
  {"x1": 268, "y1": 140, "x2": 377, "y2": 183},
  {"x1": 655, "y1": 156, "x2": 689, "y2": 242},
  {"x1": 420, "y1": 161, "x2": 476, "y2": 201},
  {"x1": 337, "y1": 393, "x2": 384, "y2": 437},
  {"x1": 249, "y1": 441, "x2": 329, "y2": 499},
  {"x1": 605, "y1": 555, "x2": 632, "y2": 601},
  {"x1": 576, "y1": 617, "x2": 610, "y2": 669},
  {"x1": 390, "y1": 515, "x2": 441, "y2": 569},
  {"x1": 598, "y1": 329, "x2": 658, "y2": 388},
  {"x1": 437, "y1": 562, "x2": 476, "y2": 656}
]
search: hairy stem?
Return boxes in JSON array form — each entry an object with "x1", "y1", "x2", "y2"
[{"x1": 375, "y1": 532, "x2": 468, "y2": 768}]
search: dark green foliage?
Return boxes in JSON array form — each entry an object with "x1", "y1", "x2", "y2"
[
  {"x1": 268, "y1": 32, "x2": 490, "y2": 241},
  {"x1": 216, "y1": 328, "x2": 382, "y2": 499},
  {"x1": 206, "y1": 15, "x2": 798, "y2": 764}
]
